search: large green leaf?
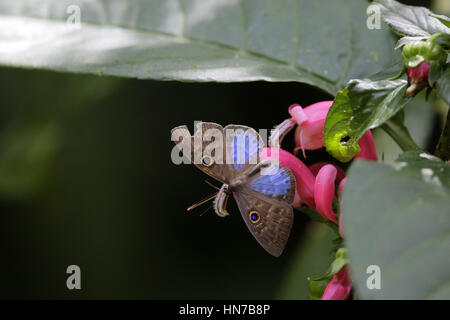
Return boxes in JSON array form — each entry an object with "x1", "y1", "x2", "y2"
[
  {"x1": 374, "y1": 0, "x2": 450, "y2": 37},
  {"x1": 436, "y1": 63, "x2": 450, "y2": 106},
  {"x1": 0, "y1": 0, "x2": 397, "y2": 94},
  {"x1": 324, "y1": 78, "x2": 409, "y2": 162},
  {"x1": 343, "y1": 152, "x2": 450, "y2": 299}
]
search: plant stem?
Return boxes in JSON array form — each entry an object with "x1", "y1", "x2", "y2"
[
  {"x1": 435, "y1": 108, "x2": 449, "y2": 161},
  {"x1": 381, "y1": 119, "x2": 421, "y2": 152}
]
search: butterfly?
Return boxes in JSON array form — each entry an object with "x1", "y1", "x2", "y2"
[{"x1": 171, "y1": 122, "x2": 296, "y2": 257}]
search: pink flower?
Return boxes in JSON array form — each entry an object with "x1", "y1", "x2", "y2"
[
  {"x1": 354, "y1": 130, "x2": 378, "y2": 161},
  {"x1": 261, "y1": 147, "x2": 316, "y2": 208},
  {"x1": 407, "y1": 60, "x2": 430, "y2": 84},
  {"x1": 337, "y1": 177, "x2": 347, "y2": 196},
  {"x1": 267, "y1": 101, "x2": 377, "y2": 225},
  {"x1": 309, "y1": 162, "x2": 346, "y2": 183},
  {"x1": 321, "y1": 266, "x2": 352, "y2": 300},
  {"x1": 314, "y1": 164, "x2": 338, "y2": 224},
  {"x1": 289, "y1": 101, "x2": 333, "y2": 157},
  {"x1": 406, "y1": 61, "x2": 430, "y2": 97}
]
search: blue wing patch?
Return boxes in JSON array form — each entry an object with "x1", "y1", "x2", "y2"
[
  {"x1": 231, "y1": 130, "x2": 261, "y2": 170},
  {"x1": 250, "y1": 166, "x2": 293, "y2": 197}
]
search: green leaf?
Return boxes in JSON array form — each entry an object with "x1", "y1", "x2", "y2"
[
  {"x1": 434, "y1": 33, "x2": 450, "y2": 50},
  {"x1": 436, "y1": 64, "x2": 450, "y2": 106},
  {"x1": 307, "y1": 248, "x2": 349, "y2": 299},
  {"x1": 343, "y1": 155, "x2": 450, "y2": 299},
  {"x1": 429, "y1": 12, "x2": 450, "y2": 29},
  {"x1": 307, "y1": 278, "x2": 329, "y2": 300},
  {"x1": 277, "y1": 222, "x2": 336, "y2": 299},
  {"x1": 395, "y1": 36, "x2": 428, "y2": 50},
  {"x1": 374, "y1": 0, "x2": 450, "y2": 37},
  {"x1": 428, "y1": 61, "x2": 442, "y2": 88},
  {"x1": 396, "y1": 33, "x2": 450, "y2": 51},
  {"x1": 309, "y1": 248, "x2": 349, "y2": 281},
  {"x1": 0, "y1": 0, "x2": 398, "y2": 94},
  {"x1": 324, "y1": 78, "x2": 409, "y2": 162},
  {"x1": 396, "y1": 150, "x2": 449, "y2": 187}
]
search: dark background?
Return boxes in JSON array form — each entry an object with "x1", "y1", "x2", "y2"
[{"x1": 0, "y1": 0, "x2": 442, "y2": 299}]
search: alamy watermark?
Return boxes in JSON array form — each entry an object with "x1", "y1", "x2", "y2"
[
  {"x1": 366, "y1": 4, "x2": 381, "y2": 30},
  {"x1": 171, "y1": 122, "x2": 281, "y2": 175},
  {"x1": 66, "y1": 5, "x2": 81, "y2": 29},
  {"x1": 366, "y1": 265, "x2": 381, "y2": 290},
  {"x1": 66, "y1": 265, "x2": 81, "y2": 290}
]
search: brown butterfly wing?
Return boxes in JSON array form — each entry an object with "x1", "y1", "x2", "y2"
[
  {"x1": 234, "y1": 191, "x2": 294, "y2": 257},
  {"x1": 171, "y1": 122, "x2": 265, "y2": 184},
  {"x1": 172, "y1": 122, "x2": 232, "y2": 183}
]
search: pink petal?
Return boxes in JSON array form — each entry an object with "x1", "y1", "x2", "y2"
[
  {"x1": 292, "y1": 101, "x2": 333, "y2": 157},
  {"x1": 321, "y1": 266, "x2": 352, "y2": 300},
  {"x1": 337, "y1": 177, "x2": 347, "y2": 195},
  {"x1": 309, "y1": 162, "x2": 346, "y2": 184},
  {"x1": 261, "y1": 147, "x2": 316, "y2": 208},
  {"x1": 294, "y1": 127, "x2": 307, "y2": 158},
  {"x1": 407, "y1": 61, "x2": 430, "y2": 83},
  {"x1": 302, "y1": 101, "x2": 333, "y2": 119},
  {"x1": 354, "y1": 130, "x2": 378, "y2": 161},
  {"x1": 288, "y1": 104, "x2": 309, "y2": 125},
  {"x1": 314, "y1": 164, "x2": 337, "y2": 223},
  {"x1": 294, "y1": 121, "x2": 325, "y2": 157}
]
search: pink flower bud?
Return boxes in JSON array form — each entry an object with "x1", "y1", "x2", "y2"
[
  {"x1": 354, "y1": 130, "x2": 378, "y2": 161},
  {"x1": 309, "y1": 162, "x2": 346, "y2": 184},
  {"x1": 321, "y1": 266, "x2": 352, "y2": 300},
  {"x1": 314, "y1": 164, "x2": 338, "y2": 224},
  {"x1": 406, "y1": 61, "x2": 430, "y2": 97},
  {"x1": 407, "y1": 60, "x2": 430, "y2": 83},
  {"x1": 289, "y1": 101, "x2": 334, "y2": 158}
]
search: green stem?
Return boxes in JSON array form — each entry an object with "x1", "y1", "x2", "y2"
[
  {"x1": 381, "y1": 119, "x2": 421, "y2": 152},
  {"x1": 435, "y1": 108, "x2": 449, "y2": 161}
]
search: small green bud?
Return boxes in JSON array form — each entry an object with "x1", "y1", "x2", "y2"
[{"x1": 402, "y1": 40, "x2": 446, "y2": 69}]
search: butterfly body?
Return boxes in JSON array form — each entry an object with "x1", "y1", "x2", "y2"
[
  {"x1": 213, "y1": 183, "x2": 230, "y2": 217},
  {"x1": 171, "y1": 122, "x2": 296, "y2": 257}
]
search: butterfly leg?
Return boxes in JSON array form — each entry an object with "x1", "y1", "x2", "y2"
[{"x1": 213, "y1": 184, "x2": 230, "y2": 217}]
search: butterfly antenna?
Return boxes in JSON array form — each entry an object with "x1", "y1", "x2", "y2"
[
  {"x1": 199, "y1": 204, "x2": 214, "y2": 216},
  {"x1": 204, "y1": 180, "x2": 220, "y2": 190},
  {"x1": 187, "y1": 192, "x2": 218, "y2": 211}
]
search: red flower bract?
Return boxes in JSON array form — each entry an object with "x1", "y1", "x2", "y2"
[{"x1": 321, "y1": 266, "x2": 352, "y2": 300}]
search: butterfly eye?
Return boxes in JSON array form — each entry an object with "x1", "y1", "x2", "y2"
[
  {"x1": 201, "y1": 155, "x2": 215, "y2": 167},
  {"x1": 249, "y1": 210, "x2": 260, "y2": 224}
]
